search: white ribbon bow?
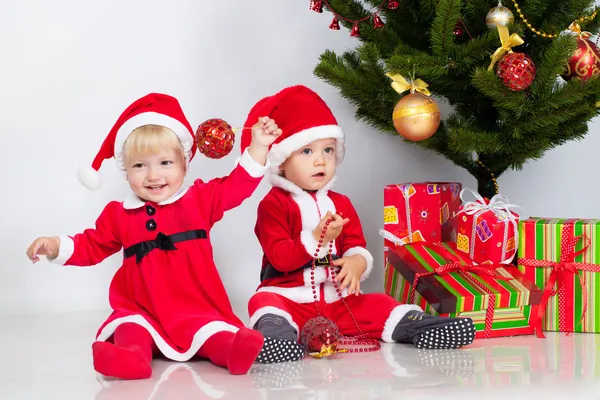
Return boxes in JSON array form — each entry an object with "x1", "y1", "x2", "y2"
[{"x1": 457, "y1": 188, "x2": 523, "y2": 264}]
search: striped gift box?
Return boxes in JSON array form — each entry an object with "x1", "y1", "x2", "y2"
[
  {"x1": 518, "y1": 218, "x2": 600, "y2": 335},
  {"x1": 385, "y1": 241, "x2": 542, "y2": 339}
]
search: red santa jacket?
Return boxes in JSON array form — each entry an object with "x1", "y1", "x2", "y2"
[{"x1": 254, "y1": 173, "x2": 374, "y2": 304}]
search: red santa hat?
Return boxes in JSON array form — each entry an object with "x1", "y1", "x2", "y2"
[
  {"x1": 77, "y1": 93, "x2": 196, "y2": 190},
  {"x1": 240, "y1": 85, "x2": 345, "y2": 174}
]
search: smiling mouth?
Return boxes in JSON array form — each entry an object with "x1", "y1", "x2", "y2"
[{"x1": 146, "y1": 184, "x2": 167, "y2": 191}]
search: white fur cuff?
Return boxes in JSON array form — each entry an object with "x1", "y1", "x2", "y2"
[
  {"x1": 49, "y1": 235, "x2": 75, "y2": 266},
  {"x1": 238, "y1": 148, "x2": 269, "y2": 178}
]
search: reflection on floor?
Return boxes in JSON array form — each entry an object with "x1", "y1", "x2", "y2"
[{"x1": 1, "y1": 311, "x2": 599, "y2": 399}]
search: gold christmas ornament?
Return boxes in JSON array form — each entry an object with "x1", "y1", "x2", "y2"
[
  {"x1": 486, "y1": 1, "x2": 514, "y2": 29},
  {"x1": 386, "y1": 73, "x2": 441, "y2": 141}
]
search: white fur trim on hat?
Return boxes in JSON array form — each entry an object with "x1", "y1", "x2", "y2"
[
  {"x1": 77, "y1": 165, "x2": 102, "y2": 191},
  {"x1": 113, "y1": 111, "x2": 194, "y2": 173},
  {"x1": 267, "y1": 125, "x2": 345, "y2": 174}
]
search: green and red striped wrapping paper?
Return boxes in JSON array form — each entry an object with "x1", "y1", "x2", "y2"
[
  {"x1": 518, "y1": 217, "x2": 600, "y2": 334},
  {"x1": 384, "y1": 241, "x2": 542, "y2": 339}
]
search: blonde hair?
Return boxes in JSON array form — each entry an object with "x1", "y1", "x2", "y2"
[{"x1": 123, "y1": 124, "x2": 185, "y2": 163}]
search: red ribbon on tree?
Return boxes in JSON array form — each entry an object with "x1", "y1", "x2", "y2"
[
  {"x1": 408, "y1": 242, "x2": 510, "y2": 338},
  {"x1": 518, "y1": 223, "x2": 600, "y2": 338}
]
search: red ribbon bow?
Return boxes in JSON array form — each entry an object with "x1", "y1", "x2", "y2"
[
  {"x1": 518, "y1": 223, "x2": 600, "y2": 338},
  {"x1": 409, "y1": 243, "x2": 510, "y2": 338}
]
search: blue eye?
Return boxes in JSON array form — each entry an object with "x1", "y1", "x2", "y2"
[{"x1": 302, "y1": 148, "x2": 312, "y2": 155}]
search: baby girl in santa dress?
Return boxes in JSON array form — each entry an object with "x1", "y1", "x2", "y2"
[
  {"x1": 25, "y1": 93, "x2": 293, "y2": 379},
  {"x1": 241, "y1": 85, "x2": 477, "y2": 363}
]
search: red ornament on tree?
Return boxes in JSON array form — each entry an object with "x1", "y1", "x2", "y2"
[
  {"x1": 453, "y1": 22, "x2": 464, "y2": 36},
  {"x1": 497, "y1": 52, "x2": 536, "y2": 91},
  {"x1": 310, "y1": 0, "x2": 324, "y2": 13},
  {"x1": 387, "y1": 0, "x2": 400, "y2": 10},
  {"x1": 373, "y1": 14, "x2": 385, "y2": 29},
  {"x1": 350, "y1": 22, "x2": 360, "y2": 37},
  {"x1": 195, "y1": 119, "x2": 235, "y2": 159},
  {"x1": 300, "y1": 316, "x2": 346, "y2": 358},
  {"x1": 329, "y1": 17, "x2": 340, "y2": 30},
  {"x1": 562, "y1": 24, "x2": 600, "y2": 81}
]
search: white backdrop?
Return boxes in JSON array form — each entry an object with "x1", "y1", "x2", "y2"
[{"x1": 1, "y1": 0, "x2": 597, "y2": 320}]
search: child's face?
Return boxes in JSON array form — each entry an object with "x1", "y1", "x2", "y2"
[
  {"x1": 279, "y1": 138, "x2": 337, "y2": 191},
  {"x1": 124, "y1": 146, "x2": 186, "y2": 203}
]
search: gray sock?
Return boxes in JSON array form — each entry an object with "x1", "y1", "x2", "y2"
[
  {"x1": 391, "y1": 310, "x2": 428, "y2": 342},
  {"x1": 253, "y1": 313, "x2": 298, "y2": 342}
]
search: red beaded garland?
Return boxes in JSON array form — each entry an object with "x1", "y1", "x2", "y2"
[{"x1": 307, "y1": 217, "x2": 380, "y2": 354}]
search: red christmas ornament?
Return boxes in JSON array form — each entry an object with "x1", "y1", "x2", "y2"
[
  {"x1": 300, "y1": 316, "x2": 345, "y2": 358},
  {"x1": 496, "y1": 52, "x2": 536, "y2": 91},
  {"x1": 453, "y1": 22, "x2": 464, "y2": 36},
  {"x1": 387, "y1": 0, "x2": 400, "y2": 10},
  {"x1": 562, "y1": 32, "x2": 600, "y2": 81},
  {"x1": 310, "y1": 0, "x2": 324, "y2": 13},
  {"x1": 195, "y1": 119, "x2": 235, "y2": 159},
  {"x1": 373, "y1": 14, "x2": 385, "y2": 29},
  {"x1": 329, "y1": 16, "x2": 340, "y2": 30},
  {"x1": 350, "y1": 22, "x2": 360, "y2": 37}
]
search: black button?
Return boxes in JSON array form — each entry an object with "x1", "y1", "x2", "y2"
[
  {"x1": 146, "y1": 219, "x2": 157, "y2": 231},
  {"x1": 146, "y1": 205, "x2": 156, "y2": 216}
]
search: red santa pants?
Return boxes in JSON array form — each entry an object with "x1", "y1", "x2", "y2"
[{"x1": 248, "y1": 291, "x2": 421, "y2": 342}]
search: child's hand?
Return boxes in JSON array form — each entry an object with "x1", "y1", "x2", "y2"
[
  {"x1": 312, "y1": 211, "x2": 349, "y2": 244},
  {"x1": 333, "y1": 255, "x2": 367, "y2": 295},
  {"x1": 251, "y1": 117, "x2": 282, "y2": 148},
  {"x1": 26, "y1": 236, "x2": 60, "y2": 263}
]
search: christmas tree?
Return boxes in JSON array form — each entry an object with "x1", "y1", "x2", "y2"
[{"x1": 312, "y1": 0, "x2": 600, "y2": 198}]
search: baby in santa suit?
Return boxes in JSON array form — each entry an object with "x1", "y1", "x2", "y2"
[
  {"x1": 25, "y1": 93, "x2": 296, "y2": 379},
  {"x1": 240, "y1": 85, "x2": 477, "y2": 363}
]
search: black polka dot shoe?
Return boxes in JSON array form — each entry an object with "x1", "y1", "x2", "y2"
[
  {"x1": 255, "y1": 337, "x2": 305, "y2": 364},
  {"x1": 392, "y1": 311, "x2": 476, "y2": 349},
  {"x1": 414, "y1": 318, "x2": 476, "y2": 349}
]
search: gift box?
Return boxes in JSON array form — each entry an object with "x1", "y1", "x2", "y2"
[
  {"x1": 382, "y1": 182, "x2": 462, "y2": 255},
  {"x1": 454, "y1": 188, "x2": 520, "y2": 265},
  {"x1": 384, "y1": 241, "x2": 542, "y2": 339},
  {"x1": 517, "y1": 218, "x2": 600, "y2": 337}
]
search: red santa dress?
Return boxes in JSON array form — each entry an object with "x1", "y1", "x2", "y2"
[
  {"x1": 237, "y1": 85, "x2": 422, "y2": 344},
  {"x1": 52, "y1": 149, "x2": 266, "y2": 360},
  {"x1": 50, "y1": 93, "x2": 269, "y2": 376}
]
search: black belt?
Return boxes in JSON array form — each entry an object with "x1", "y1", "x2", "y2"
[
  {"x1": 124, "y1": 229, "x2": 207, "y2": 263},
  {"x1": 260, "y1": 254, "x2": 339, "y2": 282}
]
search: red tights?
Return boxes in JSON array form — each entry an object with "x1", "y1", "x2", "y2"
[{"x1": 92, "y1": 323, "x2": 263, "y2": 380}]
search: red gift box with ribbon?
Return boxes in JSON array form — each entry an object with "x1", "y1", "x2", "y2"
[
  {"x1": 518, "y1": 218, "x2": 600, "y2": 337},
  {"x1": 455, "y1": 188, "x2": 521, "y2": 265},
  {"x1": 382, "y1": 182, "x2": 462, "y2": 262},
  {"x1": 385, "y1": 241, "x2": 542, "y2": 339}
]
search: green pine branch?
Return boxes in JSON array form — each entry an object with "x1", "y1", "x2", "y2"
[{"x1": 313, "y1": 0, "x2": 600, "y2": 197}]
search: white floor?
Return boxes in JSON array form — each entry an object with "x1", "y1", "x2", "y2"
[{"x1": 1, "y1": 311, "x2": 600, "y2": 400}]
